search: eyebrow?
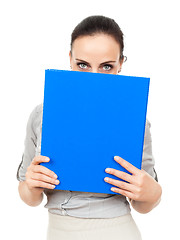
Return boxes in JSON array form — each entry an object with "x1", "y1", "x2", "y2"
[{"x1": 75, "y1": 58, "x2": 116, "y2": 65}]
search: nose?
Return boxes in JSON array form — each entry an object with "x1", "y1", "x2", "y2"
[{"x1": 91, "y1": 68, "x2": 99, "y2": 74}]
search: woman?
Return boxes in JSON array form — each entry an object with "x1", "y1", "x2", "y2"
[{"x1": 17, "y1": 15, "x2": 162, "y2": 240}]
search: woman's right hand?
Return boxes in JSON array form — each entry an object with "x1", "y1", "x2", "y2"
[{"x1": 25, "y1": 155, "x2": 60, "y2": 193}]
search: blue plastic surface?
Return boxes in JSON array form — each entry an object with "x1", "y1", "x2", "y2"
[{"x1": 40, "y1": 69, "x2": 150, "y2": 194}]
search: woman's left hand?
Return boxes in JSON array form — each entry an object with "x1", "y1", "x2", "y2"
[{"x1": 104, "y1": 156, "x2": 160, "y2": 203}]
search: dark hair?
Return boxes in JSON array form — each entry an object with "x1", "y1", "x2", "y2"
[{"x1": 70, "y1": 15, "x2": 126, "y2": 61}]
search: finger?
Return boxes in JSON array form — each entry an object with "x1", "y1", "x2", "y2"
[
  {"x1": 31, "y1": 173, "x2": 60, "y2": 186},
  {"x1": 32, "y1": 155, "x2": 50, "y2": 165},
  {"x1": 110, "y1": 187, "x2": 135, "y2": 199},
  {"x1": 114, "y1": 156, "x2": 140, "y2": 175},
  {"x1": 30, "y1": 179, "x2": 56, "y2": 190},
  {"x1": 105, "y1": 168, "x2": 135, "y2": 184},
  {"x1": 33, "y1": 165, "x2": 57, "y2": 179},
  {"x1": 104, "y1": 177, "x2": 137, "y2": 193}
]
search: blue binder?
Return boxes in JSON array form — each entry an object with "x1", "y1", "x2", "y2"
[{"x1": 40, "y1": 69, "x2": 150, "y2": 194}]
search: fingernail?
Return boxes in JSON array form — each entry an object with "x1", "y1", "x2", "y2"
[
  {"x1": 55, "y1": 180, "x2": 60, "y2": 184},
  {"x1": 45, "y1": 157, "x2": 50, "y2": 161},
  {"x1": 104, "y1": 177, "x2": 109, "y2": 182},
  {"x1": 105, "y1": 168, "x2": 110, "y2": 173},
  {"x1": 53, "y1": 174, "x2": 58, "y2": 179},
  {"x1": 114, "y1": 156, "x2": 118, "y2": 160}
]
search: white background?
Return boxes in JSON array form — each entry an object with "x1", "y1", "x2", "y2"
[{"x1": 0, "y1": 0, "x2": 180, "y2": 239}]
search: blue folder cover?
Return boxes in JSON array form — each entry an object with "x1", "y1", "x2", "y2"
[{"x1": 40, "y1": 69, "x2": 150, "y2": 194}]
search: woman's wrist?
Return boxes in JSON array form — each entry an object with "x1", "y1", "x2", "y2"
[
  {"x1": 129, "y1": 182, "x2": 162, "y2": 213},
  {"x1": 18, "y1": 181, "x2": 44, "y2": 207}
]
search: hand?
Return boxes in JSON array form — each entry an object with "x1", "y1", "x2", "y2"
[
  {"x1": 104, "y1": 156, "x2": 160, "y2": 203},
  {"x1": 25, "y1": 155, "x2": 60, "y2": 193}
]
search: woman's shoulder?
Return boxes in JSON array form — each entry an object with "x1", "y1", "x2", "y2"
[
  {"x1": 145, "y1": 118, "x2": 151, "y2": 128},
  {"x1": 28, "y1": 102, "x2": 43, "y2": 120},
  {"x1": 29, "y1": 103, "x2": 43, "y2": 136},
  {"x1": 33, "y1": 102, "x2": 43, "y2": 115},
  {"x1": 144, "y1": 118, "x2": 152, "y2": 143}
]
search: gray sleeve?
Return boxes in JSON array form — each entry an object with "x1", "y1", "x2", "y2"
[
  {"x1": 141, "y1": 119, "x2": 158, "y2": 181},
  {"x1": 16, "y1": 105, "x2": 38, "y2": 182}
]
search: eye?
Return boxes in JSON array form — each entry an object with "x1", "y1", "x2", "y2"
[
  {"x1": 102, "y1": 64, "x2": 113, "y2": 71},
  {"x1": 77, "y1": 63, "x2": 88, "y2": 69}
]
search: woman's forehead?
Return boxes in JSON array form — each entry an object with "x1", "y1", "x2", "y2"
[{"x1": 72, "y1": 34, "x2": 120, "y2": 61}]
